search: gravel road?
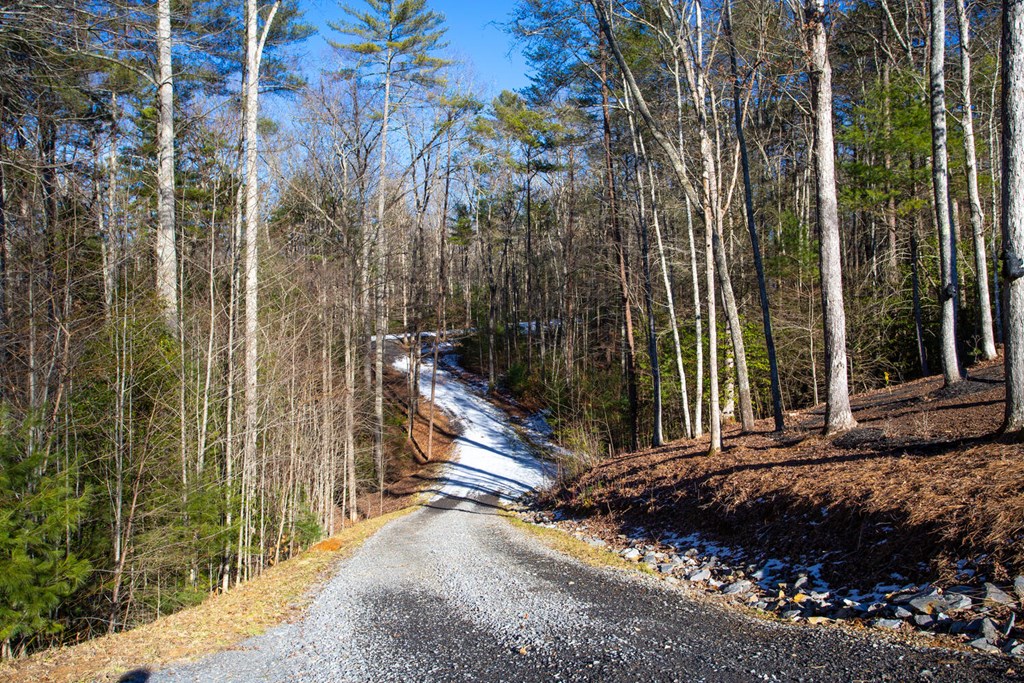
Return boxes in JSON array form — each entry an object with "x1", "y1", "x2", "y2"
[{"x1": 150, "y1": 353, "x2": 1018, "y2": 683}]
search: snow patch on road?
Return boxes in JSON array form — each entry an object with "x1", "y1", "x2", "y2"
[{"x1": 394, "y1": 346, "x2": 554, "y2": 504}]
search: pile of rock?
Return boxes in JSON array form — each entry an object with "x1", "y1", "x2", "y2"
[{"x1": 517, "y1": 509, "x2": 1024, "y2": 657}]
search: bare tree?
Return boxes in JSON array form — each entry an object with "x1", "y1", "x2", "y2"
[
  {"x1": 930, "y1": 0, "x2": 964, "y2": 386},
  {"x1": 155, "y1": 0, "x2": 178, "y2": 334},
  {"x1": 953, "y1": 0, "x2": 997, "y2": 361},
  {"x1": 804, "y1": 0, "x2": 856, "y2": 434},
  {"x1": 1001, "y1": 0, "x2": 1024, "y2": 432}
]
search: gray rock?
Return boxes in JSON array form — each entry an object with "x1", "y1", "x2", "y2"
[
  {"x1": 985, "y1": 583, "x2": 1014, "y2": 606},
  {"x1": 643, "y1": 552, "x2": 658, "y2": 565},
  {"x1": 913, "y1": 614, "x2": 935, "y2": 629},
  {"x1": 794, "y1": 576, "x2": 809, "y2": 590},
  {"x1": 982, "y1": 617, "x2": 1001, "y2": 644},
  {"x1": 622, "y1": 548, "x2": 641, "y2": 561},
  {"x1": 781, "y1": 610, "x2": 803, "y2": 621},
  {"x1": 657, "y1": 563, "x2": 678, "y2": 575},
  {"x1": 872, "y1": 618, "x2": 903, "y2": 630},
  {"x1": 943, "y1": 593, "x2": 973, "y2": 611},
  {"x1": 969, "y1": 637, "x2": 1001, "y2": 654},
  {"x1": 894, "y1": 606, "x2": 913, "y2": 620},
  {"x1": 587, "y1": 538, "x2": 607, "y2": 548},
  {"x1": 723, "y1": 580, "x2": 753, "y2": 595},
  {"x1": 1014, "y1": 576, "x2": 1024, "y2": 603},
  {"x1": 908, "y1": 591, "x2": 944, "y2": 615},
  {"x1": 1010, "y1": 642, "x2": 1024, "y2": 657},
  {"x1": 687, "y1": 569, "x2": 711, "y2": 582}
]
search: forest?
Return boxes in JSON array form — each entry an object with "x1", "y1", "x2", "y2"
[{"x1": 1, "y1": 0, "x2": 1024, "y2": 663}]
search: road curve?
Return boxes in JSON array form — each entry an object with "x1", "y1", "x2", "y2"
[{"x1": 152, "y1": 355, "x2": 1015, "y2": 683}]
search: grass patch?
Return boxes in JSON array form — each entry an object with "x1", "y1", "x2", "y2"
[
  {"x1": 0, "y1": 505, "x2": 419, "y2": 683},
  {"x1": 503, "y1": 513, "x2": 652, "y2": 576}
]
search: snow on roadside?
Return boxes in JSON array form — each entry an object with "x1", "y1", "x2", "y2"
[{"x1": 393, "y1": 344, "x2": 555, "y2": 504}]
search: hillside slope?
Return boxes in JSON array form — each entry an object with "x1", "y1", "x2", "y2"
[{"x1": 545, "y1": 359, "x2": 1023, "y2": 591}]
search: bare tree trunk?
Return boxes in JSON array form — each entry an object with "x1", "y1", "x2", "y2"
[
  {"x1": 806, "y1": 0, "x2": 857, "y2": 434},
  {"x1": 601, "y1": 47, "x2": 639, "y2": 451},
  {"x1": 373, "y1": 55, "x2": 393, "y2": 502},
  {"x1": 1001, "y1": 0, "x2": 1024, "y2": 432},
  {"x1": 930, "y1": 0, "x2": 964, "y2": 386},
  {"x1": 427, "y1": 133, "x2": 453, "y2": 461},
  {"x1": 687, "y1": 197, "x2": 704, "y2": 436},
  {"x1": 155, "y1": 0, "x2": 178, "y2": 335},
  {"x1": 953, "y1": 0, "x2": 997, "y2": 360},
  {"x1": 625, "y1": 105, "x2": 663, "y2": 446},
  {"x1": 725, "y1": 0, "x2": 784, "y2": 431},
  {"x1": 648, "y1": 155, "x2": 693, "y2": 438}
]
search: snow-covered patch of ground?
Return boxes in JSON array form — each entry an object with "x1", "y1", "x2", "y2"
[{"x1": 393, "y1": 343, "x2": 554, "y2": 504}]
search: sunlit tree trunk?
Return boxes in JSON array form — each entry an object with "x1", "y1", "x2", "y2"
[
  {"x1": 930, "y1": 0, "x2": 964, "y2": 386},
  {"x1": 953, "y1": 0, "x2": 997, "y2": 361},
  {"x1": 806, "y1": 0, "x2": 857, "y2": 434},
  {"x1": 1001, "y1": 0, "x2": 1024, "y2": 432}
]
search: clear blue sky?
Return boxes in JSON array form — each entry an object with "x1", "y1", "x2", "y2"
[{"x1": 298, "y1": 0, "x2": 534, "y2": 96}]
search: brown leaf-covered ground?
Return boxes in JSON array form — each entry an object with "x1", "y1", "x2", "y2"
[{"x1": 544, "y1": 358, "x2": 1024, "y2": 590}]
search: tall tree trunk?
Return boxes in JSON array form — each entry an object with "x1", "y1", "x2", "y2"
[
  {"x1": 725, "y1": 0, "x2": 784, "y2": 431},
  {"x1": 373, "y1": 53, "x2": 393, "y2": 501},
  {"x1": 806, "y1": 0, "x2": 857, "y2": 434},
  {"x1": 1001, "y1": 0, "x2": 1024, "y2": 432},
  {"x1": 930, "y1": 0, "x2": 964, "y2": 386},
  {"x1": 953, "y1": 0, "x2": 997, "y2": 361},
  {"x1": 601, "y1": 46, "x2": 639, "y2": 451},
  {"x1": 625, "y1": 106, "x2": 663, "y2": 447},
  {"x1": 647, "y1": 151, "x2": 693, "y2": 438},
  {"x1": 156, "y1": 0, "x2": 178, "y2": 335}
]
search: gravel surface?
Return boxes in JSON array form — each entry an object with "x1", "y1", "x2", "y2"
[{"x1": 149, "y1": 353, "x2": 1018, "y2": 683}]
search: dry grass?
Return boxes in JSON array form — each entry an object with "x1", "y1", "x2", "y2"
[
  {"x1": 0, "y1": 506, "x2": 419, "y2": 683},
  {"x1": 503, "y1": 513, "x2": 652, "y2": 575},
  {"x1": 548, "y1": 359, "x2": 1024, "y2": 587}
]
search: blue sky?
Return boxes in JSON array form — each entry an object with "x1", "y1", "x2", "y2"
[{"x1": 297, "y1": 0, "x2": 534, "y2": 96}]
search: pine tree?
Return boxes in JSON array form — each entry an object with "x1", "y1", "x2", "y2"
[{"x1": 0, "y1": 414, "x2": 89, "y2": 657}]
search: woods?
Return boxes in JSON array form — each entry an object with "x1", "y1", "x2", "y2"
[{"x1": 2, "y1": 0, "x2": 1024, "y2": 663}]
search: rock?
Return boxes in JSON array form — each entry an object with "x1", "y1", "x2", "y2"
[
  {"x1": 985, "y1": 582, "x2": 1014, "y2": 606},
  {"x1": 687, "y1": 569, "x2": 711, "y2": 582},
  {"x1": 723, "y1": 580, "x2": 753, "y2": 595},
  {"x1": 872, "y1": 618, "x2": 903, "y2": 630},
  {"x1": 781, "y1": 610, "x2": 803, "y2": 620},
  {"x1": 708, "y1": 579, "x2": 724, "y2": 589},
  {"x1": 949, "y1": 619, "x2": 983, "y2": 635},
  {"x1": 806, "y1": 616, "x2": 832, "y2": 625},
  {"x1": 908, "y1": 591, "x2": 944, "y2": 615},
  {"x1": 969, "y1": 637, "x2": 1001, "y2": 654},
  {"x1": 913, "y1": 614, "x2": 936, "y2": 629},
  {"x1": 894, "y1": 606, "x2": 913, "y2": 620},
  {"x1": 794, "y1": 576, "x2": 809, "y2": 590},
  {"x1": 1014, "y1": 576, "x2": 1024, "y2": 603},
  {"x1": 792, "y1": 593, "x2": 810, "y2": 604},
  {"x1": 1010, "y1": 642, "x2": 1024, "y2": 657},
  {"x1": 622, "y1": 548, "x2": 641, "y2": 561},
  {"x1": 943, "y1": 593, "x2": 973, "y2": 611},
  {"x1": 643, "y1": 552, "x2": 658, "y2": 565},
  {"x1": 658, "y1": 563, "x2": 678, "y2": 575},
  {"x1": 982, "y1": 617, "x2": 1001, "y2": 644},
  {"x1": 587, "y1": 538, "x2": 607, "y2": 548},
  {"x1": 754, "y1": 601, "x2": 769, "y2": 611}
]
